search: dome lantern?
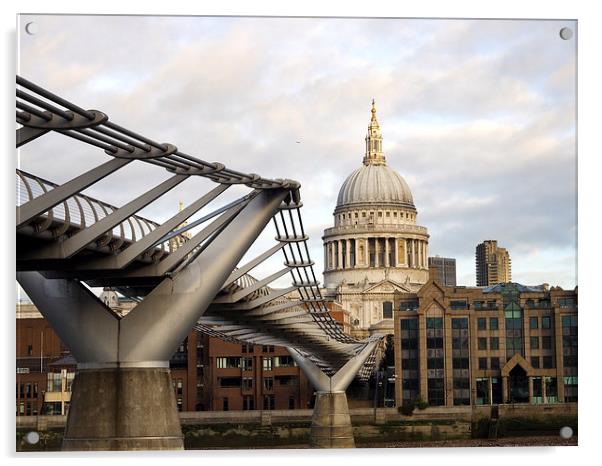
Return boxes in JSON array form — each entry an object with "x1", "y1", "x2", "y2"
[{"x1": 363, "y1": 99, "x2": 386, "y2": 166}]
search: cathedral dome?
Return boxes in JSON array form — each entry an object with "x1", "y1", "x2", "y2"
[
  {"x1": 336, "y1": 164, "x2": 414, "y2": 209},
  {"x1": 336, "y1": 100, "x2": 414, "y2": 210}
]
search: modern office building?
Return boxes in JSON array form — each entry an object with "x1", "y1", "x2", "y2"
[
  {"x1": 393, "y1": 268, "x2": 577, "y2": 407},
  {"x1": 475, "y1": 240, "x2": 512, "y2": 286},
  {"x1": 323, "y1": 101, "x2": 430, "y2": 337},
  {"x1": 428, "y1": 256, "x2": 457, "y2": 286}
]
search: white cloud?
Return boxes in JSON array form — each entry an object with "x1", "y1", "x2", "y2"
[{"x1": 16, "y1": 15, "x2": 577, "y2": 289}]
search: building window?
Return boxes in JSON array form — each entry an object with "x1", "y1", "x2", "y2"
[
  {"x1": 490, "y1": 358, "x2": 500, "y2": 370},
  {"x1": 478, "y1": 358, "x2": 488, "y2": 370},
  {"x1": 505, "y1": 305, "x2": 524, "y2": 358},
  {"x1": 242, "y1": 344, "x2": 253, "y2": 353},
  {"x1": 490, "y1": 317, "x2": 499, "y2": 330},
  {"x1": 558, "y1": 297, "x2": 576, "y2": 308},
  {"x1": 242, "y1": 357, "x2": 253, "y2": 371},
  {"x1": 545, "y1": 377, "x2": 558, "y2": 403},
  {"x1": 222, "y1": 397, "x2": 229, "y2": 411},
  {"x1": 562, "y1": 314, "x2": 578, "y2": 401},
  {"x1": 263, "y1": 395, "x2": 275, "y2": 410},
  {"x1": 450, "y1": 300, "x2": 468, "y2": 310},
  {"x1": 530, "y1": 336, "x2": 539, "y2": 349},
  {"x1": 216, "y1": 357, "x2": 241, "y2": 369},
  {"x1": 531, "y1": 357, "x2": 540, "y2": 368},
  {"x1": 478, "y1": 338, "x2": 487, "y2": 350},
  {"x1": 382, "y1": 301, "x2": 393, "y2": 319},
  {"x1": 400, "y1": 318, "x2": 420, "y2": 404},
  {"x1": 542, "y1": 336, "x2": 552, "y2": 350},
  {"x1": 490, "y1": 337, "x2": 499, "y2": 350},
  {"x1": 262, "y1": 357, "x2": 273, "y2": 371},
  {"x1": 478, "y1": 318, "x2": 487, "y2": 330},
  {"x1": 529, "y1": 316, "x2": 538, "y2": 329},
  {"x1": 542, "y1": 356, "x2": 554, "y2": 368},
  {"x1": 242, "y1": 377, "x2": 253, "y2": 391},
  {"x1": 426, "y1": 317, "x2": 444, "y2": 406},
  {"x1": 451, "y1": 318, "x2": 470, "y2": 405},
  {"x1": 541, "y1": 316, "x2": 551, "y2": 329},
  {"x1": 263, "y1": 377, "x2": 274, "y2": 391},
  {"x1": 274, "y1": 356, "x2": 295, "y2": 368},
  {"x1": 243, "y1": 395, "x2": 254, "y2": 411}
]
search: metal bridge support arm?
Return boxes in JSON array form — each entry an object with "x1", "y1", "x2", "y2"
[
  {"x1": 286, "y1": 339, "x2": 381, "y2": 448},
  {"x1": 16, "y1": 271, "x2": 119, "y2": 364},
  {"x1": 118, "y1": 188, "x2": 291, "y2": 364}
]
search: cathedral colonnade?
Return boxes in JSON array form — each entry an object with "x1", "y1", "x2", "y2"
[{"x1": 324, "y1": 237, "x2": 428, "y2": 271}]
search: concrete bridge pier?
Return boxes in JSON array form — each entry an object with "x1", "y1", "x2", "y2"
[
  {"x1": 311, "y1": 390, "x2": 355, "y2": 448},
  {"x1": 62, "y1": 366, "x2": 183, "y2": 451},
  {"x1": 287, "y1": 339, "x2": 380, "y2": 449}
]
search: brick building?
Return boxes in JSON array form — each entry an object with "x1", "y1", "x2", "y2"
[
  {"x1": 17, "y1": 297, "x2": 315, "y2": 415},
  {"x1": 393, "y1": 269, "x2": 577, "y2": 407}
]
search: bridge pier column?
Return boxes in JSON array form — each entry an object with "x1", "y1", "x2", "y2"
[
  {"x1": 311, "y1": 390, "x2": 354, "y2": 448},
  {"x1": 63, "y1": 367, "x2": 183, "y2": 451},
  {"x1": 287, "y1": 339, "x2": 380, "y2": 449}
]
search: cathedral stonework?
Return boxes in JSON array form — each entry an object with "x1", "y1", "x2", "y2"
[{"x1": 322, "y1": 101, "x2": 430, "y2": 338}]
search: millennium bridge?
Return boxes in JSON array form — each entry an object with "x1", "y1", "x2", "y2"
[{"x1": 15, "y1": 76, "x2": 384, "y2": 450}]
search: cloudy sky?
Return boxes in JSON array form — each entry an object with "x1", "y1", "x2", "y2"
[{"x1": 17, "y1": 15, "x2": 577, "y2": 290}]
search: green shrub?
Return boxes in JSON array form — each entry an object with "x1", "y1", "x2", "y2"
[{"x1": 414, "y1": 397, "x2": 429, "y2": 410}]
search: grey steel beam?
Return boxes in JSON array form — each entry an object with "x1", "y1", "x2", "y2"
[
  {"x1": 116, "y1": 188, "x2": 290, "y2": 364},
  {"x1": 231, "y1": 286, "x2": 298, "y2": 310},
  {"x1": 226, "y1": 267, "x2": 292, "y2": 303},
  {"x1": 76, "y1": 184, "x2": 229, "y2": 270},
  {"x1": 231, "y1": 299, "x2": 301, "y2": 316},
  {"x1": 151, "y1": 196, "x2": 255, "y2": 276},
  {"x1": 16, "y1": 159, "x2": 132, "y2": 228},
  {"x1": 16, "y1": 126, "x2": 50, "y2": 147},
  {"x1": 222, "y1": 243, "x2": 286, "y2": 288}
]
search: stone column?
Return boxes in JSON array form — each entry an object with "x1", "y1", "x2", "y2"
[
  {"x1": 384, "y1": 237, "x2": 390, "y2": 267},
  {"x1": 345, "y1": 239, "x2": 351, "y2": 270},
  {"x1": 489, "y1": 377, "x2": 494, "y2": 405},
  {"x1": 324, "y1": 243, "x2": 328, "y2": 271},
  {"x1": 337, "y1": 240, "x2": 343, "y2": 270},
  {"x1": 542, "y1": 377, "x2": 548, "y2": 404},
  {"x1": 528, "y1": 377, "x2": 534, "y2": 404},
  {"x1": 354, "y1": 239, "x2": 359, "y2": 268},
  {"x1": 502, "y1": 376, "x2": 508, "y2": 403},
  {"x1": 394, "y1": 238, "x2": 399, "y2": 267},
  {"x1": 374, "y1": 237, "x2": 380, "y2": 268}
]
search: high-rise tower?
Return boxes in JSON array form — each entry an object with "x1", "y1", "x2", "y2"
[{"x1": 475, "y1": 240, "x2": 512, "y2": 286}]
